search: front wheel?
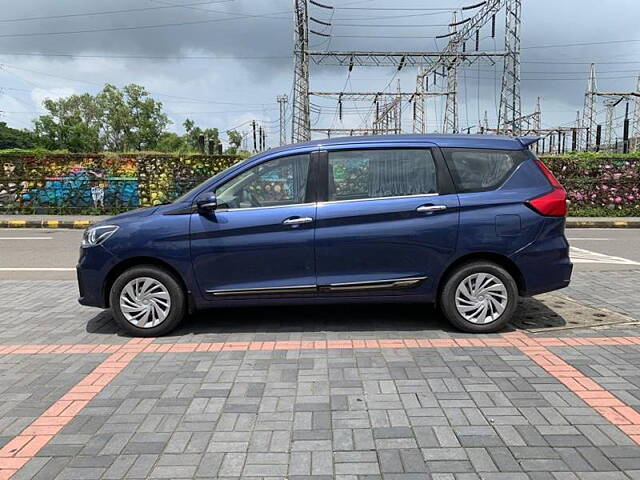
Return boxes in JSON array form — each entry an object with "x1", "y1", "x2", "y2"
[
  {"x1": 439, "y1": 261, "x2": 518, "y2": 333},
  {"x1": 109, "y1": 265, "x2": 186, "y2": 337}
]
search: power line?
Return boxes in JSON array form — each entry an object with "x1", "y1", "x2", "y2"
[
  {"x1": 0, "y1": 10, "x2": 290, "y2": 38},
  {"x1": 0, "y1": 1, "x2": 234, "y2": 23}
]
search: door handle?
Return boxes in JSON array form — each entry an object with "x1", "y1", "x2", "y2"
[
  {"x1": 283, "y1": 216, "x2": 313, "y2": 225},
  {"x1": 416, "y1": 204, "x2": 447, "y2": 213}
]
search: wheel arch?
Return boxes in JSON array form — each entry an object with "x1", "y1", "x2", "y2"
[
  {"x1": 103, "y1": 256, "x2": 191, "y2": 309},
  {"x1": 436, "y1": 252, "x2": 525, "y2": 303}
]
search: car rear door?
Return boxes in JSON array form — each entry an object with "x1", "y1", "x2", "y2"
[{"x1": 314, "y1": 143, "x2": 460, "y2": 298}]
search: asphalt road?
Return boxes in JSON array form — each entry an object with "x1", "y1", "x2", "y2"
[{"x1": 0, "y1": 227, "x2": 638, "y2": 281}]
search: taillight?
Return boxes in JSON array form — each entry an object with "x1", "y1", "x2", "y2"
[{"x1": 527, "y1": 159, "x2": 567, "y2": 217}]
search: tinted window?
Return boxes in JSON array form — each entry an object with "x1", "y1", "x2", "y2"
[
  {"x1": 443, "y1": 148, "x2": 526, "y2": 192},
  {"x1": 215, "y1": 154, "x2": 310, "y2": 209},
  {"x1": 328, "y1": 149, "x2": 437, "y2": 201}
]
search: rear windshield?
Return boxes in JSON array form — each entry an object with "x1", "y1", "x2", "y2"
[{"x1": 442, "y1": 148, "x2": 527, "y2": 193}]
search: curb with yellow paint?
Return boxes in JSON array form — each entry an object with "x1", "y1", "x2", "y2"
[{"x1": 0, "y1": 218, "x2": 639, "y2": 229}]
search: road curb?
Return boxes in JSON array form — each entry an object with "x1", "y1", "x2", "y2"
[
  {"x1": 0, "y1": 218, "x2": 638, "y2": 229},
  {"x1": 0, "y1": 219, "x2": 93, "y2": 229},
  {"x1": 566, "y1": 219, "x2": 640, "y2": 228}
]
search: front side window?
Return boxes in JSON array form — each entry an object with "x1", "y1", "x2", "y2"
[
  {"x1": 215, "y1": 154, "x2": 310, "y2": 209},
  {"x1": 443, "y1": 148, "x2": 526, "y2": 192},
  {"x1": 328, "y1": 149, "x2": 437, "y2": 201}
]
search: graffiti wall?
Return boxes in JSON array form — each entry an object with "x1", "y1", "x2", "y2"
[{"x1": 0, "y1": 153, "x2": 240, "y2": 214}]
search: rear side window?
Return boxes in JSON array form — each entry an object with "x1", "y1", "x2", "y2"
[
  {"x1": 328, "y1": 149, "x2": 437, "y2": 201},
  {"x1": 443, "y1": 148, "x2": 526, "y2": 192}
]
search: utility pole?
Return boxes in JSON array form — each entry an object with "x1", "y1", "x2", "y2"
[
  {"x1": 252, "y1": 120, "x2": 257, "y2": 153},
  {"x1": 277, "y1": 94, "x2": 288, "y2": 146},
  {"x1": 498, "y1": 0, "x2": 522, "y2": 135}
]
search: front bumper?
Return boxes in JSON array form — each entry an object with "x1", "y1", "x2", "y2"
[{"x1": 77, "y1": 245, "x2": 117, "y2": 308}]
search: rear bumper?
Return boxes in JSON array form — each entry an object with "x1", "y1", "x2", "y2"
[{"x1": 511, "y1": 235, "x2": 573, "y2": 297}]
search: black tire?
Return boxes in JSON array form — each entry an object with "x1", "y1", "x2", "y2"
[
  {"x1": 439, "y1": 261, "x2": 518, "y2": 333},
  {"x1": 109, "y1": 265, "x2": 186, "y2": 337}
]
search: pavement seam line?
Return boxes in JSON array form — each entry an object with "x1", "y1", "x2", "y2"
[{"x1": 0, "y1": 338, "x2": 152, "y2": 480}]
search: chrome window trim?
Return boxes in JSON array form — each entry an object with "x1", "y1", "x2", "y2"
[
  {"x1": 214, "y1": 202, "x2": 316, "y2": 213},
  {"x1": 318, "y1": 193, "x2": 439, "y2": 207}
]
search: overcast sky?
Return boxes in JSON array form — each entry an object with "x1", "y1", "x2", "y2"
[{"x1": 0, "y1": 0, "x2": 638, "y2": 147}]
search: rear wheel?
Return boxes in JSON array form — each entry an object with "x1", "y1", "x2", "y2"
[
  {"x1": 109, "y1": 265, "x2": 186, "y2": 337},
  {"x1": 439, "y1": 261, "x2": 518, "y2": 333}
]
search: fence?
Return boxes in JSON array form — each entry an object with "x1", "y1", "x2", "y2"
[
  {"x1": 0, "y1": 153, "x2": 240, "y2": 214},
  {"x1": 1, "y1": 152, "x2": 638, "y2": 215}
]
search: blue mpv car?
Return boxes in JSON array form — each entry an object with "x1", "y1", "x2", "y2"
[{"x1": 77, "y1": 134, "x2": 572, "y2": 336}]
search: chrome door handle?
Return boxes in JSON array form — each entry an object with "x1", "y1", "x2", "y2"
[
  {"x1": 416, "y1": 204, "x2": 447, "y2": 213},
  {"x1": 283, "y1": 216, "x2": 313, "y2": 225}
]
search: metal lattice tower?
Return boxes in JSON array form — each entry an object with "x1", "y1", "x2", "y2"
[
  {"x1": 291, "y1": 0, "x2": 310, "y2": 143},
  {"x1": 633, "y1": 75, "x2": 640, "y2": 151},
  {"x1": 277, "y1": 95, "x2": 289, "y2": 146},
  {"x1": 292, "y1": 0, "x2": 516, "y2": 140},
  {"x1": 581, "y1": 63, "x2": 597, "y2": 151},
  {"x1": 443, "y1": 12, "x2": 459, "y2": 134},
  {"x1": 497, "y1": 0, "x2": 522, "y2": 135},
  {"x1": 604, "y1": 101, "x2": 615, "y2": 150},
  {"x1": 413, "y1": 69, "x2": 428, "y2": 134}
]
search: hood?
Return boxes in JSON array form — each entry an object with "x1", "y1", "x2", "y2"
[{"x1": 104, "y1": 205, "x2": 159, "y2": 223}]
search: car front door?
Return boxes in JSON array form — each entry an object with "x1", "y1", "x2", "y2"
[
  {"x1": 315, "y1": 144, "x2": 460, "y2": 297},
  {"x1": 190, "y1": 151, "x2": 318, "y2": 298}
]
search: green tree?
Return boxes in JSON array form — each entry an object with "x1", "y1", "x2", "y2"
[
  {"x1": 33, "y1": 93, "x2": 101, "y2": 152},
  {"x1": 33, "y1": 84, "x2": 169, "y2": 152},
  {"x1": 97, "y1": 84, "x2": 169, "y2": 151},
  {"x1": 183, "y1": 118, "x2": 218, "y2": 152},
  {"x1": 156, "y1": 132, "x2": 187, "y2": 152},
  {"x1": 225, "y1": 129, "x2": 243, "y2": 154},
  {"x1": 0, "y1": 122, "x2": 37, "y2": 149}
]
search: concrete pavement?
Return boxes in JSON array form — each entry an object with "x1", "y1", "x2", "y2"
[{"x1": 1, "y1": 228, "x2": 640, "y2": 478}]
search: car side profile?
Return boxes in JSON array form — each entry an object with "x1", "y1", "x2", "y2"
[{"x1": 77, "y1": 134, "x2": 572, "y2": 336}]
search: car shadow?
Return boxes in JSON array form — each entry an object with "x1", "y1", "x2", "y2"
[{"x1": 86, "y1": 296, "x2": 567, "y2": 338}]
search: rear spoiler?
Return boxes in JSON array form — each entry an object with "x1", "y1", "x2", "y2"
[{"x1": 517, "y1": 136, "x2": 540, "y2": 148}]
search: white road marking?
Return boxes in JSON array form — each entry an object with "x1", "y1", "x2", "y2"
[
  {"x1": 567, "y1": 238, "x2": 611, "y2": 241},
  {"x1": 0, "y1": 268, "x2": 76, "y2": 271},
  {"x1": 570, "y1": 246, "x2": 640, "y2": 265},
  {"x1": 0, "y1": 237, "x2": 53, "y2": 240}
]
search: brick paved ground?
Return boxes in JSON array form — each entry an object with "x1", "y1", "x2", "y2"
[{"x1": 1, "y1": 272, "x2": 640, "y2": 479}]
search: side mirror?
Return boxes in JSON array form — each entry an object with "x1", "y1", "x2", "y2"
[{"x1": 195, "y1": 192, "x2": 217, "y2": 214}]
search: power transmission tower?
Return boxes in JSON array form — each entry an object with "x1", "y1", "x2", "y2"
[
  {"x1": 580, "y1": 64, "x2": 640, "y2": 151},
  {"x1": 633, "y1": 75, "x2": 640, "y2": 151},
  {"x1": 497, "y1": 0, "x2": 522, "y2": 134},
  {"x1": 604, "y1": 101, "x2": 615, "y2": 151},
  {"x1": 582, "y1": 63, "x2": 597, "y2": 151},
  {"x1": 277, "y1": 95, "x2": 288, "y2": 146},
  {"x1": 292, "y1": 0, "x2": 514, "y2": 140},
  {"x1": 443, "y1": 12, "x2": 459, "y2": 134},
  {"x1": 291, "y1": 0, "x2": 309, "y2": 142}
]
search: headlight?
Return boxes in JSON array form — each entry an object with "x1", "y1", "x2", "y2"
[{"x1": 82, "y1": 225, "x2": 119, "y2": 247}]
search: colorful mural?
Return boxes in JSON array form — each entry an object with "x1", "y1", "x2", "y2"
[{"x1": 0, "y1": 153, "x2": 240, "y2": 213}]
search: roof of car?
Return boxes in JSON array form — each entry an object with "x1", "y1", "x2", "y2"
[{"x1": 266, "y1": 134, "x2": 534, "y2": 155}]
